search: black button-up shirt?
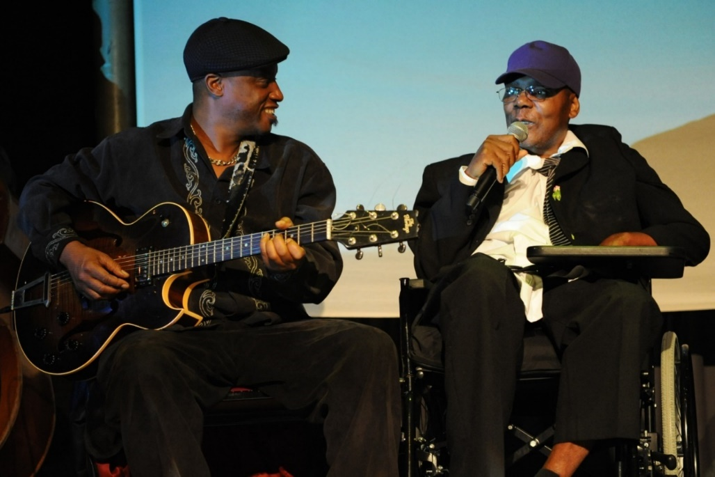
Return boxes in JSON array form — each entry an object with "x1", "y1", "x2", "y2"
[{"x1": 18, "y1": 104, "x2": 342, "y2": 320}]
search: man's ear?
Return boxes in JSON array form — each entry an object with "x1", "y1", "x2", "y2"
[
  {"x1": 204, "y1": 74, "x2": 223, "y2": 97},
  {"x1": 569, "y1": 95, "x2": 580, "y2": 119}
]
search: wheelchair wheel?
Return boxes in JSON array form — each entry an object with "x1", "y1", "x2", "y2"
[
  {"x1": 679, "y1": 343, "x2": 700, "y2": 477},
  {"x1": 415, "y1": 388, "x2": 450, "y2": 476},
  {"x1": 660, "y1": 331, "x2": 699, "y2": 477}
]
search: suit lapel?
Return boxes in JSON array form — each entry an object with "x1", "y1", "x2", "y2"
[{"x1": 555, "y1": 146, "x2": 589, "y2": 180}]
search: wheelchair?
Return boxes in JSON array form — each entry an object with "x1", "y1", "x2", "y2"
[{"x1": 398, "y1": 246, "x2": 700, "y2": 477}]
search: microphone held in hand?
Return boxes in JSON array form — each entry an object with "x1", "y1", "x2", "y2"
[
  {"x1": 506, "y1": 120, "x2": 528, "y2": 142},
  {"x1": 465, "y1": 121, "x2": 528, "y2": 218}
]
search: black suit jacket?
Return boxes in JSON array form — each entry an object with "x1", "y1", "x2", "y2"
[{"x1": 411, "y1": 124, "x2": 710, "y2": 281}]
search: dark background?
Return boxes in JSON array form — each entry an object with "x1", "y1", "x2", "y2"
[{"x1": 0, "y1": 1, "x2": 99, "y2": 198}]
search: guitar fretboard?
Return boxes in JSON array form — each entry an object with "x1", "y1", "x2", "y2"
[{"x1": 136, "y1": 219, "x2": 332, "y2": 278}]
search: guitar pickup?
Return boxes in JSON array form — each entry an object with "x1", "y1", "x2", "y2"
[{"x1": 135, "y1": 246, "x2": 154, "y2": 286}]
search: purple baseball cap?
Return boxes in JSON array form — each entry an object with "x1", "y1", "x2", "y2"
[{"x1": 495, "y1": 40, "x2": 581, "y2": 97}]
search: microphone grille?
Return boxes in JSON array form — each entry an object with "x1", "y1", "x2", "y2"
[{"x1": 507, "y1": 121, "x2": 528, "y2": 142}]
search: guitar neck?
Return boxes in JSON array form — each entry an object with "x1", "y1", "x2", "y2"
[
  {"x1": 11, "y1": 205, "x2": 416, "y2": 314},
  {"x1": 143, "y1": 219, "x2": 332, "y2": 276}
]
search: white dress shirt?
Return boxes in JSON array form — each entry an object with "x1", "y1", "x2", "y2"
[{"x1": 458, "y1": 130, "x2": 588, "y2": 321}]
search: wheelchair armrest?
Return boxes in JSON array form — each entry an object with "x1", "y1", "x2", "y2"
[{"x1": 526, "y1": 245, "x2": 686, "y2": 279}]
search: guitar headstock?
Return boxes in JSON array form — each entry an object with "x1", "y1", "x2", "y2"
[{"x1": 331, "y1": 204, "x2": 419, "y2": 258}]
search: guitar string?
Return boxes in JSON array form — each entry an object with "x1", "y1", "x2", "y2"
[{"x1": 48, "y1": 215, "x2": 407, "y2": 289}]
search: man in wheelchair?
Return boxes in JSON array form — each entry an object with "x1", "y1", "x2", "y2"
[{"x1": 409, "y1": 40, "x2": 709, "y2": 476}]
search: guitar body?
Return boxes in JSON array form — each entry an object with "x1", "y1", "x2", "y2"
[
  {"x1": 13, "y1": 202, "x2": 211, "y2": 378},
  {"x1": 12, "y1": 201, "x2": 418, "y2": 378}
]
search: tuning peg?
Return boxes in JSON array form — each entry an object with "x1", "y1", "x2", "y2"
[
  {"x1": 355, "y1": 249, "x2": 363, "y2": 260},
  {"x1": 398, "y1": 242, "x2": 406, "y2": 253},
  {"x1": 374, "y1": 203, "x2": 386, "y2": 211},
  {"x1": 378, "y1": 245, "x2": 383, "y2": 258},
  {"x1": 397, "y1": 204, "x2": 407, "y2": 211},
  {"x1": 355, "y1": 204, "x2": 365, "y2": 211}
]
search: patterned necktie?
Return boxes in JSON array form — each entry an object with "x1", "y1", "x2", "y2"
[{"x1": 537, "y1": 157, "x2": 570, "y2": 245}]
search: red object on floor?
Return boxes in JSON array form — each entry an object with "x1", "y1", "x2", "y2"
[
  {"x1": 94, "y1": 462, "x2": 294, "y2": 477},
  {"x1": 251, "y1": 466, "x2": 295, "y2": 477},
  {"x1": 95, "y1": 462, "x2": 131, "y2": 476}
]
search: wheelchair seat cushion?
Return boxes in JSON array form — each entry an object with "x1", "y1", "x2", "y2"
[{"x1": 410, "y1": 321, "x2": 561, "y2": 376}]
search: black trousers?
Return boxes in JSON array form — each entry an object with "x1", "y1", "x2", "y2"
[
  {"x1": 422, "y1": 253, "x2": 663, "y2": 477},
  {"x1": 84, "y1": 318, "x2": 401, "y2": 477}
]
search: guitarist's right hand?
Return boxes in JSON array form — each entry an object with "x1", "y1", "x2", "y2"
[{"x1": 60, "y1": 240, "x2": 130, "y2": 300}]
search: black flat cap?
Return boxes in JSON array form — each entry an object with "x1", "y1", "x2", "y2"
[{"x1": 183, "y1": 17, "x2": 289, "y2": 82}]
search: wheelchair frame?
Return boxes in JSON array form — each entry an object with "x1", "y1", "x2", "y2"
[{"x1": 398, "y1": 246, "x2": 700, "y2": 477}]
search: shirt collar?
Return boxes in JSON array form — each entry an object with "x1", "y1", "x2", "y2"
[
  {"x1": 556, "y1": 129, "x2": 588, "y2": 158},
  {"x1": 154, "y1": 104, "x2": 193, "y2": 140},
  {"x1": 506, "y1": 129, "x2": 589, "y2": 183}
]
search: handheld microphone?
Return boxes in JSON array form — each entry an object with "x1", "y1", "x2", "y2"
[
  {"x1": 507, "y1": 120, "x2": 529, "y2": 142},
  {"x1": 465, "y1": 121, "x2": 528, "y2": 217}
]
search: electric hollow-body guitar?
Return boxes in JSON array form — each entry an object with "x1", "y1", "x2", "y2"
[{"x1": 11, "y1": 201, "x2": 418, "y2": 379}]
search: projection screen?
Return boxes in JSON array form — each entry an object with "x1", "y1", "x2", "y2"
[{"x1": 133, "y1": 1, "x2": 715, "y2": 315}]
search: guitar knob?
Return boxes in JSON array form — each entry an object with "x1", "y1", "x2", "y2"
[
  {"x1": 42, "y1": 353, "x2": 57, "y2": 366},
  {"x1": 57, "y1": 311, "x2": 71, "y2": 326},
  {"x1": 64, "y1": 339, "x2": 81, "y2": 351},
  {"x1": 355, "y1": 249, "x2": 364, "y2": 260},
  {"x1": 34, "y1": 328, "x2": 48, "y2": 340}
]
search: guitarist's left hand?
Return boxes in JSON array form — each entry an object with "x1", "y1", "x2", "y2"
[{"x1": 260, "y1": 217, "x2": 306, "y2": 272}]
